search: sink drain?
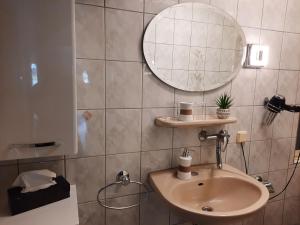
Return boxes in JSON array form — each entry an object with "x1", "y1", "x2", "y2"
[{"x1": 202, "y1": 206, "x2": 213, "y2": 212}]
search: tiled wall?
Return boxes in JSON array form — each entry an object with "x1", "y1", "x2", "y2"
[{"x1": 1, "y1": 0, "x2": 300, "y2": 225}]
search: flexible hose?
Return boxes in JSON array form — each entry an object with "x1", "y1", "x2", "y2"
[
  {"x1": 269, "y1": 152, "x2": 300, "y2": 200},
  {"x1": 240, "y1": 142, "x2": 300, "y2": 200},
  {"x1": 240, "y1": 143, "x2": 248, "y2": 174}
]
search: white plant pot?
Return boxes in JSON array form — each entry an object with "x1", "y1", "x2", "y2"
[{"x1": 217, "y1": 108, "x2": 230, "y2": 119}]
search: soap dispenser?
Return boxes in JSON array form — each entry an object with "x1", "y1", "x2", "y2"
[{"x1": 177, "y1": 148, "x2": 192, "y2": 180}]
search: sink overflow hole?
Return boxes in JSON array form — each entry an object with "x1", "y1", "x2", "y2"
[
  {"x1": 198, "y1": 183, "x2": 204, "y2": 186},
  {"x1": 191, "y1": 171, "x2": 199, "y2": 176},
  {"x1": 202, "y1": 206, "x2": 213, "y2": 212}
]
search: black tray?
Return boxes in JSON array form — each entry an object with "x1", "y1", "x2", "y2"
[{"x1": 7, "y1": 176, "x2": 70, "y2": 215}]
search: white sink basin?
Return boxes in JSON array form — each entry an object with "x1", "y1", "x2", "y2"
[{"x1": 149, "y1": 164, "x2": 269, "y2": 224}]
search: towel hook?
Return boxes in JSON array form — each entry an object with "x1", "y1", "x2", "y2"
[{"x1": 97, "y1": 170, "x2": 150, "y2": 210}]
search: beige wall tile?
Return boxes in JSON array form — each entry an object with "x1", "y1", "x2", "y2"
[
  {"x1": 144, "y1": 13, "x2": 155, "y2": 29},
  {"x1": 264, "y1": 200, "x2": 284, "y2": 225},
  {"x1": 296, "y1": 81, "x2": 300, "y2": 105},
  {"x1": 106, "y1": 61, "x2": 142, "y2": 108},
  {"x1": 78, "y1": 201, "x2": 105, "y2": 225},
  {"x1": 243, "y1": 208, "x2": 264, "y2": 225},
  {"x1": 144, "y1": 0, "x2": 178, "y2": 14},
  {"x1": 200, "y1": 144, "x2": 217, "y2": 164},
  {"x1": 141, "y1": 149, "x2": 172, "y2": 182},
  {"x1": 268, "y1": 170, "x2": 288, "y2": 201},
  {"x1": 76, "y1": 0, "x2": 104, "y2": 6},
  {"x1": 277, "y1": 70, "x2": 299, "y2": 105},
  {"x1": 203, "y1": 82, "x2": 231, "y2": 107},
  {"x1": 292, "y1": 114, "x2": 299, "y2": 138},
  {"x1": 289, "y1": 138, "x2": 297, "y2": 165},
  {"x1": 106, "y1": 195, "x2": 139, "y2": 225},
  {"x1": 140, "y1": 192, "x2": 170, "y2": 225},
  {"x1": 75, "y1": 4, "x2": 105, "y2": 59},
  {"x1": 262, "y1": 0, "x2": 287, "y2": 31},
  {"x1": 249, "y1": 140, "x2": 271, "y2": 174},
  {"x1": 260, "y1": 30, "x2": 283, "y2": 70},
  {"x1": 174, "y1": 89, "x2": 204, "y2": 106},
  {"x1": 227, "y1": 106, "x2": 253, "y2": 142},
  {"x1": 286, "y1": 167, "x2": 300, "y2": 198},
  {"x1": 242, "y1": 27, "x2": 260, "y2": 43},
  {"x1": 285, "y1": 0, "x2": 300, "y2": 33},
  {"x1": 211, "y1": 0, "x2": 238, "y2": 18},
  {"x1": 180, "y1": 0, "x2": 209, "y2": 3},
  {"x1": 269, "y1": 138, "x2": 291, "y2": 171},
  {"x1": 142, "y1": 108, "x2": 173, "y2": 150},
  {"x1": 106, "y1": 109, "x2": 141, "y2": 154},
  {"x1": 237, "y1": 0, "x2": 263, "y2": 28},
  {"x1": 280, "y1": 33, "x2": 300, "y2": 70},
  {"x1": 66, "y1": 156, "x2": 105, "y2": 203},
  {"x1": 106, "y1": 153, "x2": 140, "y2": 197},
  {"x1": 231, "y1": 69, "x2": 256, "y2": 106},
  {"x1": 76, "y1": 59, "x2": 105, "y2": 109},
  {"x1": 170, "y1": 210, "x2": 192, "y2": 225},
  {"x1": 173, "y1": 128, "x2": 201, "y2": 148},
  {"x1": 106, "y1": 9, "x2": 143, "y2": 61},
  {"x1": 77, "y1": 110, "x2": 105, "y2": 157},
  {"x1": 225, "y1": 142, "x2": 250, "y2": 173},
  {"x1": 272, "y1": 111, "x2": 294, "y2": 139},
  {"x1": 283, "y1": 196, "x2": 300, "y2": 225},
  {"x1": 106, "y1": 0, "x2": 144, "y2": 12},
  {"x1": 254, "y1": 69, "x2": 279, "y2": 105},
  {"x1": 143, "y1": 65, "x2": 175, "y2": 108},
  {"x1": 251, "y1": 106, "x2": 273, "y2": 141}
]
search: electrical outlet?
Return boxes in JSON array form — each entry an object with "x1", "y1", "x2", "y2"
[{"x1": 236, "y1": 131, "x2": 248, "y2": 143}]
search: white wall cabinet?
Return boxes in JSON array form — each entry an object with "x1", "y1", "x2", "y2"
[{"x1": 0, "y1": 0, "x2": 77, "y2": 160}]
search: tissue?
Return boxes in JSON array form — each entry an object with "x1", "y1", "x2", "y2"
[{"x1": 12, "y1": 169, "x2": 57, "y2": 193}]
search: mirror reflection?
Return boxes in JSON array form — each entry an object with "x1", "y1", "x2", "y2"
[{"x1": 143, "y1": 3, "x2": 246, "y2": 92}]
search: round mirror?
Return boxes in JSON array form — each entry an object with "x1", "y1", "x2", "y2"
[{"x1": 143, "y1": 3, "x2": 246, "y2": 92}]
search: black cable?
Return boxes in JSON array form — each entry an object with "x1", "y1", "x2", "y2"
[
  {"x1": 269, "y1": 151, "x2": 300, "y2": 200},
  {"x1": 240, "y1": 143, "x2": 248, "y2": 174}
]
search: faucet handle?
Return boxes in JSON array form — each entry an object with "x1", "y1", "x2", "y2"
[
  {"x1": 219, "y1": 129, "x2": 229, "y2": 137},
  {"x1": 198, "y1": 130, "x2": 207, "y2": 141},
  {"x1": 220, "y1": 130, "x2": 230, "y2": 152}
]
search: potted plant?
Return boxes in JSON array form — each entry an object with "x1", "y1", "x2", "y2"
[{"x1": 216, "y1": 93, "x2": 233, "y2": 119}]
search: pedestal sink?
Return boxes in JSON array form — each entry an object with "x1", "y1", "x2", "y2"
[{"x1": 149, "y1": 164, "x2": 269, "y2": 224}]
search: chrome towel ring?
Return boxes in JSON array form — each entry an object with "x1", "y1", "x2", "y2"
[{"x1": 97, "y1": 170, "x2": 150, "y2": 210}]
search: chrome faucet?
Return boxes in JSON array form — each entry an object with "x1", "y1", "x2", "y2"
[{"x1": 198, "y1": 129, "x2": 230, "y2": 169}]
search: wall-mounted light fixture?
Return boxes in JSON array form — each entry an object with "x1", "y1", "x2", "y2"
[{"x1": 243, "y1": 44, "x2": 269, "y2": 68}]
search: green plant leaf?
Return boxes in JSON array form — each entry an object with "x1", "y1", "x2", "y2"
[{"x1": 215, "y1": 93, "x2": 233, "y2": 109}]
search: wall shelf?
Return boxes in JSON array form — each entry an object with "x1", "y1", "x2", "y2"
[{"x1": 155, "y1": 116, "x2": 237, "y2": 128}]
